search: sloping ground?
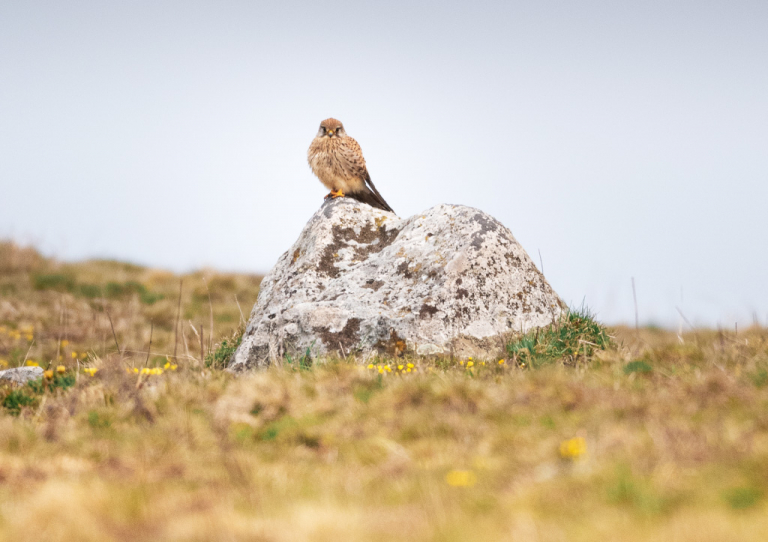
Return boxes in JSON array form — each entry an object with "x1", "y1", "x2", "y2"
[
  {"x1": 1, "y1": 241, "x2": 768, "y2": 541},
  {"x1": 0, "y1": 241, "x2": 261, "y2": 369}
]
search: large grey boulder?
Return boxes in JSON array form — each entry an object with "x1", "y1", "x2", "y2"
[
  {"x1": 230, "y1": 199, "x2": 563, "y2": 370},
  {"x1": 0, "y1": 366, "x2": 44, "y2": 384}
]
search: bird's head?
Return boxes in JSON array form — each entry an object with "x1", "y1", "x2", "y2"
[{"x1": 317, "y1": 118, "x2": 345, "y2": 139}]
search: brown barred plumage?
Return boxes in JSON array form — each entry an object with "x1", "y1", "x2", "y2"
[{"x1": 307, "y1": 118, "x2": 395, "y2": 214}]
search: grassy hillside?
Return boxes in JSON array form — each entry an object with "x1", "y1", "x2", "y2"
[
  {"x1": 1, "y1": 241, "x2": 767, "y2": 541},
  {"x1": 0, "y1": 241, "x2": 261, "y2": 370}
]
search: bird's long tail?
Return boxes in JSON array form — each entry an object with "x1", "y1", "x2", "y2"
[{"x1": 348, "y1": 187, "x2": 395, "y2": 214}]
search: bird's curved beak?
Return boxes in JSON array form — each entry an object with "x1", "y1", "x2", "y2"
[{"x1": 327, "y1": 130, "x2": 334, "y2": 137}]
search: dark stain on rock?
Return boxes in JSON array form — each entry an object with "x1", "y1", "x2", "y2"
[
  {"x1": 396, "y1": 261, "x2": 413, "y2": 279},
  {"x1": 470, "y1": 213, "x2": 500, "y2": 249},
  {"x1": 419, "y1": 304, "x2": 439, "y2": 319},
  {"x1": 504, "y1": 252, "x2": 523, "y2": 267},
  {"x1": 363, "y1": 279, "x2": 385, "y2": 291},
  {"x1": 456, "y1": 288, "x2": 469, "y2": 299},
  {"x1": 375, "y1": 329, "x2": 407, "y2": 357},
  {"x1": 316, "y1": 317, "x2": 361, "y2": 353},
  {"x1": 318, "y1": 220, "x2": 400, "y2": 278}
]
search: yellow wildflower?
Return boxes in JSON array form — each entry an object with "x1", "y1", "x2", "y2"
[
  {"x1": 61, "y1": 340, "x2": 69, "y2": 347},
  {"x1": 44, "y1": 370, "x2": 54, "y2": 379},
  {"x1": 386, "y1": 366, "x2": 392, "y2": 372},
  {"x1": 398, "y1": 365, "x2": 404, "y2": 370},
  {"x1": 367, "y1": 363, "x2": 374, "y2": 369},
  {"x1": 25, "y1": 334, "x2": 34, "y2": 342},
  {"x1": 498, "y1": 359, "x2": 505, "y2": 365},
  {"x1": 164, "y1": 362, "x2": 171, "y2": 369},
  {"x1": 559, "y1": 437, "x2": 587, "y2": 459},
  {"x1": 467, "y1": 361, "x2": 474, "y2": 368},
  {"x1": 407, "y1": 363, "x2": 414, "y2": 369},
  {"x1": 133, "y1": 368, "x2": 139, "y2": 374},
  {"x1": 26, "y1": 360, "x2": 39, "y2": 367},
  {"x1": 0, "y1": 359, "x2": 7, "y2": 368},
  {"x1": 71, "y1": 352, "x2": 78, "y2": 358},
  {"x1": 80, "y1": 352, "x2": 87, "y2": 359},
  {"x1": 83, "y1": 368, "x2": 98, "y2": 376},
  {"x1": 56, "y1": 365, "x2": 66, "y2": 374},
  {"x1": 406, "y1": 368, "x2": 412, "y2": 373},
  {"x1": 460, "y1": 360, "x2": 464, "y2": 366},
  {"x1": 468, "y1": 357, "x2": 473, "y2": 361},
  {"x1": 170, "y1": 364, "x2": 178, "y2": 370},
  {"x1": 445, "y1": 469, "x2": 477, "y2": 487},
  {"x1": 378, "y1": 367, "x2": 384, "y2": 374}
]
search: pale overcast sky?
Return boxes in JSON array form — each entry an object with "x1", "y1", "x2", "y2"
[{"x1": 1, "y1": 1, "x2": 766, "y2": 327}]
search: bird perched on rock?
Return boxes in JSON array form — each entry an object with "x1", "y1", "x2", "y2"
[{"x1": 307, "y1": 118, "x2": 396, "y2": 214}]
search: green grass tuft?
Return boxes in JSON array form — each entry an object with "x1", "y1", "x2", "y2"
[
  {"x1": 624, "y1": 360, "x2": 653, "y2": 374},
  {"x1": 506, "y1": 305, "x2": 611, "y2": 367},
  {"x1": 724, "y1": 487, "x2": 763, "y2": 510},
  {"x1": 32, "y1": 273, "x2": 76, "y2": 292},
  {"x1": 1, "y1": 371, "x2": 77, "y2": 415},
  {"x1": 205, "y1": 326, "x2": 244, "y2": 369}
]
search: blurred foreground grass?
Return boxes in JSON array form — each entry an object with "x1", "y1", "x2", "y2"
[{"x1": 1, "y1": 241, "x2": 768, "y2": 541}]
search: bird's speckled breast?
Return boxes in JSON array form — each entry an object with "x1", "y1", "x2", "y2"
[{"x1": 308, "y1": 139, "x2": 362, "y2": 194}]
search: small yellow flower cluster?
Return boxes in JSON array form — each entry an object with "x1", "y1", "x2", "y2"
[
  {"x1": 367, "y1": 362, "x2": 415, "y2": 375},
  {"x1": 83, "y1": 368, "x2": 98, "y2": 376},
  {"x1": 43, "y1": 367, "x2": 65, "y2": 379},
  {"x1": 460, "y1": 357, "x2": 476, "y2": 368},
  {"x1": 129, "y1": 367, "x2": 165, "y2": 376},
  {"x1": 61, "y1": 340, "x2": 69, "y2": 347},
  {"x1": 21, "y1": 325, "x2": 34, "y2": 342},
  {"x1": 26, "y1": 360, "x2": 39, "y2": 367},
  {"x1": 559, "y1": 437, "x2": 587, "y2": 459},
  {"x1": 1, "y1": 328, "x2": 23, "y2": 341},
  {"x1": 498, "y1": 359, "x2": 505, "y2": 365},
  {"x1": 0, "y1": 359, "x2": 8, "y2": 368},
  {"x1": 445, "y1": 469, "x2": 477, "y2": 487},
  {"x1": 127, "y1": 363, "x2": 177, "y2": 376}
]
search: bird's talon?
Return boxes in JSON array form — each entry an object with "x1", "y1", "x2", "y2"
[{"x1": 330, "y1": 189, "x2": 345, "y2": 199}]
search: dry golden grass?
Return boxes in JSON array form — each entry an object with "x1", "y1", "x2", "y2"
[{"x1": 1, "y1": 241, "x2": 767, "y2": 541}]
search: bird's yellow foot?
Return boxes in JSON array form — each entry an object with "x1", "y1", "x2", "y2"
[{"x1": 324, "y1": 189, "x2": 345, "y2": 199}]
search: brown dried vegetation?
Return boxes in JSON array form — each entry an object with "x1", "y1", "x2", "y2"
[{"x1": 1, "y1": 241, "x2": 768, "y2": 541}]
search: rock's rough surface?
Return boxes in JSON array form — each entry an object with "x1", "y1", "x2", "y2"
[
  {"x1": 0, "y1": 366, "x2": 44, "y2": 384},
  {"x1": 230, "y1": 199, "x2": 563, "y2": 370}
]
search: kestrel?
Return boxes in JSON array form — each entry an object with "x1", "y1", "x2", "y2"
[{"x1": 307, "y1": 118, "x2": 395, "y2": 213}]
